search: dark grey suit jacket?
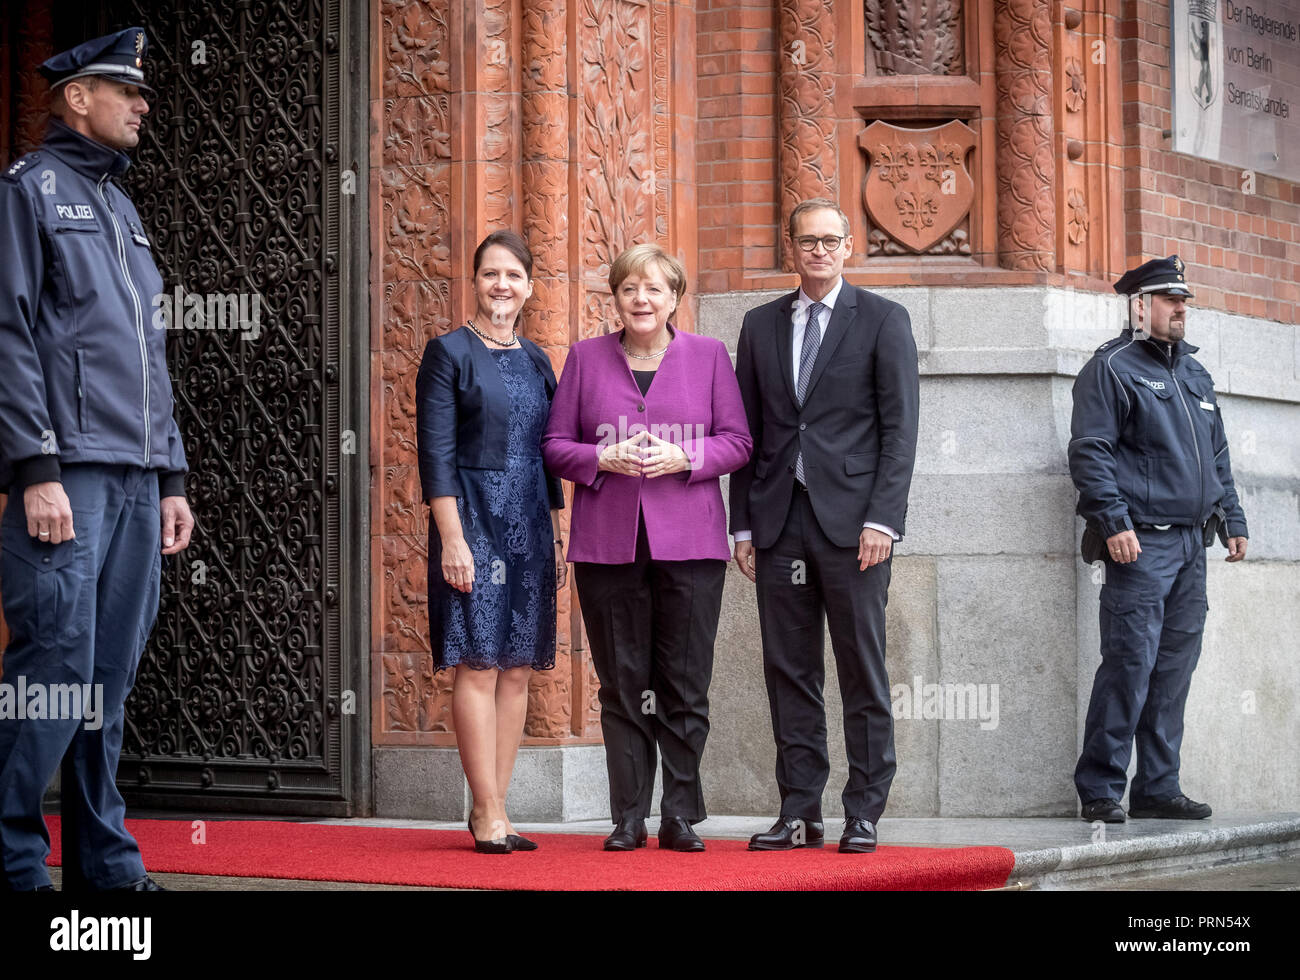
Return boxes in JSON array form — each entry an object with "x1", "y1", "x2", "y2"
[{"x1": 729, "y1": 283, "x2": 920, "y2": 549}]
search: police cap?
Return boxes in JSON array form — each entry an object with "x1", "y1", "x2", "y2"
[
  {"x1": 39, "y1": 27, "x2": 154, "y2": 95},
  {"x1": 1113, "y1": 255, "x2": 1194, "y2": 299}
]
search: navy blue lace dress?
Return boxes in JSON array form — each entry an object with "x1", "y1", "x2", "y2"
[{"x1": 432, "y1": 346, "x2": 556, "y2": 671}]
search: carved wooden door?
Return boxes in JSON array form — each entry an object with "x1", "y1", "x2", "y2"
[{"x1": 84, "y1": 0, "x2": 369, "y2": 815}]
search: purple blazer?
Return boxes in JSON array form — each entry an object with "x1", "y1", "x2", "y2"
[{"x1": 542, "y1": 328, "x2": 753, "y2": 563}]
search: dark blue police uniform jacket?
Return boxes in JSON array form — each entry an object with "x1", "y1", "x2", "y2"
[
  {"x1": 1068, "y1": 327, "x2": 1248, "y2": 539},
  {"x1": 0, "y1": 119, "x2": 187, "y2": 495}
]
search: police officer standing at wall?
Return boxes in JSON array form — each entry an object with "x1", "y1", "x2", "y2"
[
  {"x1": 0, "y1": 29, "x2": 192, "y2": 890},
  {"x1": 1069, "y1": 256, "x2": 1248, "y2": 824}
]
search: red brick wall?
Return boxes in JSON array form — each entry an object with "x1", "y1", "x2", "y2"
[
  {"x1": 695, "y1": 1, "x2": 1298, "y2": 319},
  {"x1": 695, "y1": 0, "x2": 780, "y2": 293},
  {"x1": 1122, "y1": 1, "x2": 1298, "y2": 321}
]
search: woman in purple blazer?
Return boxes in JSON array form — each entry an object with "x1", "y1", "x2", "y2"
[{"x1": 542, "y1": 244, "x2": 752, "y2": 852}]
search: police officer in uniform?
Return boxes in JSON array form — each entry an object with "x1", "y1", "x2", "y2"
[
  {"x1": 0, "y1": 29, "x2": 193, "y2": 890},
  {"x1": 1069, "y1": 256, "x2": 1248, "y2": 824}
]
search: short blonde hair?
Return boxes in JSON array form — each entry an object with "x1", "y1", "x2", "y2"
[{"x1": 608, "y1": 244, "x2": 687, "y2": 303}]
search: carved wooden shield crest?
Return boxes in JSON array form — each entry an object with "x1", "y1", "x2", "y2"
[{"x1": 858, "y1": 119, "x2": 976, "y2": 253}]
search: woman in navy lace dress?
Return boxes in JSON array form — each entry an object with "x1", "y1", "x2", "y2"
[{"x1": 415, "y1": 230, "x2": 566, "y2": 853}]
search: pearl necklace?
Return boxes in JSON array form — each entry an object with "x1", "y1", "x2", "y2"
[
  {"x1": 621, "y1": 331, "x2": 671, "y2": 360},
  {"x1": 467, "y1": 318, "x2": 517, "y2": 348}
]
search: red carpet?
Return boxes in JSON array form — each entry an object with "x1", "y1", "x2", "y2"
[{"x1": 45, "y1": 816, "x2": 1014, "y2": 890}]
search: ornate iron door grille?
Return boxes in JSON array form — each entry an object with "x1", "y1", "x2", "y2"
[{"x1": 88, "y1": 0, "x2": 369, "y2": 814}]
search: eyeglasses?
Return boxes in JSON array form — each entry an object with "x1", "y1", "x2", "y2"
[{"x1": 794, "y1": 235, "x2": 844, "y2": 253}]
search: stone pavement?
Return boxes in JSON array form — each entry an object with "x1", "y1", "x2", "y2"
[{"x1": 1079, "y1": 853, "x2": 1300, "y2": 891}]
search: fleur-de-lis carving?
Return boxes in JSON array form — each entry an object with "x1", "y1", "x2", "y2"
[
  {"x1": 877, "y1": 142, "x2": 918, "y2": 185},
  {"x1": 921, "y1": 143, "x2": 961, "y2": 183},
  {"x1": 896, "y1": 190, "x2": 939, "y2": 235}
]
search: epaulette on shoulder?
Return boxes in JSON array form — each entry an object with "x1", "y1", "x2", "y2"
[
  {"x1": 1093, "y1": 337, "x2": 1118, "y2": 355},
  {"x1": 2, "y1": 152, "x2": 41, "y2": 184}
]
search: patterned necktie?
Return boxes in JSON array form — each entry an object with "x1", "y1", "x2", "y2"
[{"x1": 794, "y1": 301, "x2": 826, "y2": 485}]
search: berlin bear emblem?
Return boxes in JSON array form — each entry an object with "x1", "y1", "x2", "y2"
[{"x1": 1188, "y1": 1, "x2": 1219, "y2": 110}]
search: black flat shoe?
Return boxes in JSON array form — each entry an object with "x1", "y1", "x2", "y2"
[
  {"x1": 507, "y1": 834, "x2": 538, "y2": 851},
  {"x1": 657, "y1": 816, "x2": 705, "y2": 852},
  {"x1": 1129, "y1": 794, "x2": 1211, "y2": 820},
  {"x1": 1081, "y1": 798, "x2": 1127, "y2": 823},
  {"x1": 468, "y1": 816, "x2": 513, "y2": 854},
  {"x1": 838, "y1": 817, "x2": 877, "y2": 853},
  {"x1": 748, "y1": 815, "x2": 824, "y2": 851},
  {"x1": 603, "y1": 816, "x2": 647, "y2": 851}
]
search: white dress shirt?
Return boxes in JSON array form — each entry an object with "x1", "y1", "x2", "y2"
[{"x1": 733, "y1": 277, "x2": 898, "y2": 544}]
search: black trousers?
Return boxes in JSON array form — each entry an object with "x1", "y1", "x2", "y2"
[
  {"x1": 574, "y1": 518, "x2": 726, "y2": 825},
  {"x1": 754, "y1": 487, "x2": 895, "y2": 823}
]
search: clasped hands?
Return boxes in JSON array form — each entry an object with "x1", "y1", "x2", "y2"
[{"x1": 597, "y1": 430, "x2": 690, "y2": 478}]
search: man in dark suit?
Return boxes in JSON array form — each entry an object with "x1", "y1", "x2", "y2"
[{"x1": 730, "y1": 198, "x2": 919, "y2": 853}]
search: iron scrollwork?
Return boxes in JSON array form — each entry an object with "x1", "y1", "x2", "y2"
[{"x1": 103, "y1": 0, "x2": 347, "y2": 807}]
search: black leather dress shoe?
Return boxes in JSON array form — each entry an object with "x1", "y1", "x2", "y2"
[
  {"x1": 603, "y1": 816, "x2": 647, "y2": 851},
  {"x1": 1129, "y1": 794, "x2": 1211, "y2": 820},
  {"x1": 657, "y1": 817, "x2": 705, "y2": 852},
  {"x1": 838, "y1": 818, "x2": 877, "y2": 853},
  {"x1": 507, "y1": 834, "x2": 538, "y2": 851},
  {"x1": 1080, "y1": 798, "x2": 1127, "y2": 823},
  {"x1": 105, "y1": 875, "x2": 166, "y2": 891},
  {"x1": 748, "y1": 815, "x2": 824, "y2": 851}
]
